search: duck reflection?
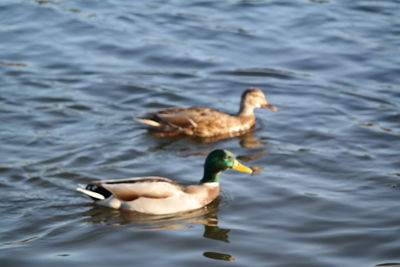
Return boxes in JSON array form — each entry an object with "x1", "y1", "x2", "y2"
[
  {"x1": 81, "y1": 199, "x2": 230, "y2": 241},
  {"x1": 147, "y1": 129, "x2": 266, "y2": 150},
  {"x1": 149, "y1": 130, "x2": 265, "y2": 150},
  {"x1": 238, "y1": 131, "x2": 266, "y2": 148},
  {"x1": 203, "y1": 251, "x2": 235, "y2": 261},
  {"x1": 81, "y1": 198, "x2": 236, "y2": 261},
  {"x1": 194, "y1": 130, "x2": 267, "y2": 149}
]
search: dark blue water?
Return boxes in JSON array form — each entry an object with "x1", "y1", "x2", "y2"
[{"x1": 1, "y1": 0, "x2": 399, "y2": 266}]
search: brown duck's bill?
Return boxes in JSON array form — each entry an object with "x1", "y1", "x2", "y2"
[
  {"x1": 263, "y1": 104, "x2": 278, "y2": 111},
  {"x1": 232, "y1": 159, "x2": 253, "y2": 174}
]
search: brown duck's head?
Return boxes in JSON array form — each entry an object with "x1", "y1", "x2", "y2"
[{"x1": 240, "y1": 87, "x2": 277, "y2": 112}]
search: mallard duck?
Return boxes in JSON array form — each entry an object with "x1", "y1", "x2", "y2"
[
  {"x1": 135, "y1": 87, "x2": 277, "y2": 138},
  {"x1": 76, "y1": 149, "x2": 253, "y2": 215}
]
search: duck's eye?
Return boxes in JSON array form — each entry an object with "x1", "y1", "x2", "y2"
[{"x1": 224, "y1": 156, "x2": 233, "y2": 161}]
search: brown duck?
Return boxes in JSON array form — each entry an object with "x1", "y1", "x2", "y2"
[{"x1": 135, "y1": 87, "x2": 277, "y2": 138}]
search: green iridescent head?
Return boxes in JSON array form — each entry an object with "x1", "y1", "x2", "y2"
[{"x1": 200, "y1": 149, "x2": 252, "y2": 184}]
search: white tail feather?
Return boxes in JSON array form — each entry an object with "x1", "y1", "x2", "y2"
[
  {"x1": 134, "y1": 117, "x2": 161, "y2": 127},
  {"x1": 76, "y1": 187, "x2": 105, "y2": 200}
]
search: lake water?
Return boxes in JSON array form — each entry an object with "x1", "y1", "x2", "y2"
[{"x1": 1, "y1": 0, "x2": 399, "y2": 266}]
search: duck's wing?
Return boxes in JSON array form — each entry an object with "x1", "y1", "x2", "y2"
[
  {"x1": 78, "y1": 177, "x2": 183, "y2": 201},
  {"x1": 135, "y1": 106, "x2": 237, "y2": 137},
  {"x1": 135, "y1": 107, "x2": 194, "y2": 129},
  {"x1": 156, "y1": 107, "x2": 232, "y2": 127}
]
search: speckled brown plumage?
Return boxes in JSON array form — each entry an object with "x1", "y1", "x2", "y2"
[{"x1": 135, "y1": 87, "x2": 277, "y2": 138}]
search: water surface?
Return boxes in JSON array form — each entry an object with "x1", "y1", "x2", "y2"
[{"x1": 1, "y1": 0, "x2": 399, "y2": 266}]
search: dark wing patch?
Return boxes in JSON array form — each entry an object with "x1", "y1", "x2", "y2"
[{"x1": 86, "y1": 184, "x2": 112, "y2": 200}]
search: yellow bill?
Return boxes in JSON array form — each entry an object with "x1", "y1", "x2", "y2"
[{"x1": 232, "y1": 159, "x2": 253, "y2": 174}]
